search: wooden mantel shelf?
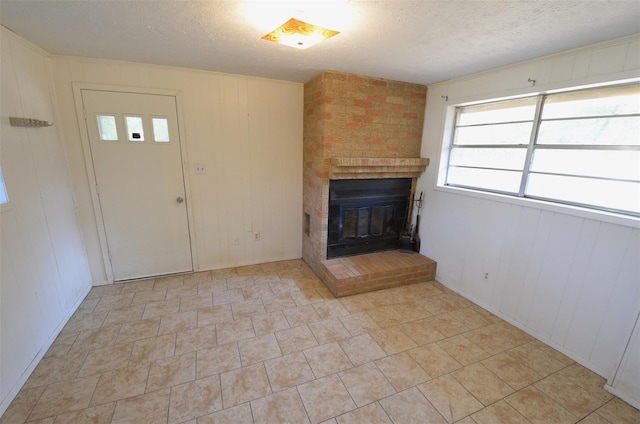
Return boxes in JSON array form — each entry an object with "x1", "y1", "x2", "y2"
[{"x1": 329, "y1": 157, "x2": 430, "y2": 179}]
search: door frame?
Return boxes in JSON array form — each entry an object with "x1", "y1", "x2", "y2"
[{"x1": 72, "y1": 83, "x2": 198, "y2": 283}]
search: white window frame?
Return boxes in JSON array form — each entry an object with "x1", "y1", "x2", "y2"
[
  {"x1": 437, "y1": 80, "x2": 640, "y2": 226},
  {"x1": 434, "y1": 76, "x2": 640, "y2": 229}
]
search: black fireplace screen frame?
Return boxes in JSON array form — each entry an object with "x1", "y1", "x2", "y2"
[{"x1": 327, "y1": 178, "x2": 412, "y2": 259}]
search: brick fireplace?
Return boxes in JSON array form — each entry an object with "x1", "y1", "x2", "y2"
[{"x1": 302, "y1": 70, "x2": 436, "y2": 296}]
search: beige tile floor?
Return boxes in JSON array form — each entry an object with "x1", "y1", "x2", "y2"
[{"x1": 2, "y1": 259, "x2": 639, "y2": 423}]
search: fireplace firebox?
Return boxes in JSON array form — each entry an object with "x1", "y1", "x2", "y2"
[{"x1": 327, "y1": 178, "x2": 412, "y2": 259}]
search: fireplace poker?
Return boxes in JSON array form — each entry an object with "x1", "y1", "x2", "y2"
[{"x1": 413, "y1": 191, "x2": 423, "y2": 252}]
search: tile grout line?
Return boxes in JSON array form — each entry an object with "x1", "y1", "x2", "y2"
[{"x1": 5, "y1": 262, "x2": 638, "y2": 423}]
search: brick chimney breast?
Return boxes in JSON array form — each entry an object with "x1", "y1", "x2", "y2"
[{"x1": 302, "y1": 70, "x2": 429, "y2": 290}]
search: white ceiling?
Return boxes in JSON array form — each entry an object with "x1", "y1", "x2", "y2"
[{"x1": 1, "y1": 0, "x2": 639, "y2": 85}]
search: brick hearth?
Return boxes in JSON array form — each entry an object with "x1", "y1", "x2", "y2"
[{"x1": 320, "y1": 250, "x2": 437, "y2": 297}]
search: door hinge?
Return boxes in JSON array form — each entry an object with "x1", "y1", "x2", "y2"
[
  {"x1": 95, "y1": 184, "x2": 100, "y2": 195},
  {"x1": 107, "y1": 250, "x2": 112, "y2": 261},
  {"x1": 83, "y1": 108, "x2": 87, "y2": 120}
]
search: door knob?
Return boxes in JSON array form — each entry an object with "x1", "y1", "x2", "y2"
[{"x1": 176, "y1": 196, "x2": 184, "y2": 203}]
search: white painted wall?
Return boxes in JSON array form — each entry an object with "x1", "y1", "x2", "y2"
[
  {"x1": 50, "y1": 57, "x2": 303, "y2": 284},
  {"x1": 0, "y1": 28, "x2": 92, "y2": 415},
  {"x1": 418, "y1": 34, "x2": 640, "y2": 407},
  {"x1": 607, "y1": 313, "x2": 640, "y2": 407}
]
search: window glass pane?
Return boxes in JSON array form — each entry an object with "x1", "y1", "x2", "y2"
[
  {"x1": 526, "y1": 174, "x2": 640, "y2": 214},
  {"x1": 371, "y1": 207, "x2": 384, "y2": 236},
  {"x1": 450, "y1": 147, "x2": 527, "y2": 170},
  {"x1": 454, "y1": 122, "x2": 533, "y2": 145},
  {"x1": 445, "y1": 83, "x2": 640, "y2": 217},
  {"x1": 343, "y1": 209, "x2": 356, "y2": 238},
  {"x1": 542, "y1": 84, "x2": 640, "y2": 119},
  {"x1": 125, "y1": 116, "x2": 145, "y2": 142},
  {"x1": 538, "y1": 116, "x2": 640, "y2": 146},
  {"x1": 457, "y1": 97, "x2": 537, "y2": 126},
  {"x1": 152, "y1": 117, "x2": 170, "y2": 142},
  {"x1": 531, "y1": 149, "x2": 640, "y2": 180},
  {"x1": 97, "y1": 115, "x2": 118, "y2": 141},
  {"x1": 357, "y1": 208, "x2": 370, "y2": 237},
  {"x1": 447, "y1": 167, "x2": 522, "y2": 193},
  {"x1": 0, "y1": 166, "x2": 8, "y2": 204}
]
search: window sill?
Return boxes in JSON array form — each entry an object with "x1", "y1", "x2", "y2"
[{"x1": 434, "y1": 184, "x2": 640, "y2": 229}]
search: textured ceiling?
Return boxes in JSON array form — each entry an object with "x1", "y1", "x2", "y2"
[{"x1": 1, "y1": 0, "x2": 639, "y2": 85}]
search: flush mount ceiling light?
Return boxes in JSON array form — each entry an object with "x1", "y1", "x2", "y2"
[{"x1": 261, "y1": 17, "x2": 339, "y2": 50}]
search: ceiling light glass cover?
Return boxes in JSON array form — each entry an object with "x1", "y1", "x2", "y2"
[{"x1": 262, "y1": 18, "x2": 339, "y2": 49}]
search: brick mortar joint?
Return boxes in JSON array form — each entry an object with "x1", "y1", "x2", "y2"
[{"x1": 330, "y1": 157, "x2": 430, "y2": 166}]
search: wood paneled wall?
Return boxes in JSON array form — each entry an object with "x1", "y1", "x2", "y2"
[
  {"x1": 0, "y1": 28, "x2": 92, "y2": 414},
  {"x1": 50, "y1": 58, "x2": 303, "y2": 283},
  {"x1": 418, "y1": 34, "x2": 640, "y2": 406}
]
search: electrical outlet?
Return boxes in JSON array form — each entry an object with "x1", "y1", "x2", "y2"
[
  {"x1": 232, "y1": 235, "x2": 239, "y2": 245},
  {"x1": 195, "y1": 164, "x2": 207, "y2": 175},
  {"x1": 483, "y1": 272, "x2": 489, "y2": 281},
  {"x1": 254, "y1": 232, "x2": 261, "y2": 241}
]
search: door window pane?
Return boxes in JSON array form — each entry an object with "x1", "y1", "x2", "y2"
[
  {"x1": 97, "y1": 115, "x2": 118, "y2": 141},
  {"x1": 152, "y1": 117, "x2": 170, "y2": 142},
  {"x1": 125, "y1": 116, "x2": 145, "y2": 142}
]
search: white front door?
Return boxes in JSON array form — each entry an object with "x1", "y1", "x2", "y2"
[{"x1": 81, "y1": 89, "x2": 193, "y2": 281}]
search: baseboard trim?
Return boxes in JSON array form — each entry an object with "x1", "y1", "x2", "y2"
[{"x1": 604, "y1": 384, "x2": 640, "y2": 410}]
